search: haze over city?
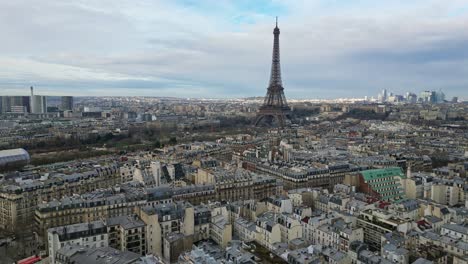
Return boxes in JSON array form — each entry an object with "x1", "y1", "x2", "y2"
[{"x1": 1, "y1": 0, "x2": 468, "y2": 99}]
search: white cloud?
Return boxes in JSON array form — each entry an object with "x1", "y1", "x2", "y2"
[{"x1": 0, "y1": 0, "x2": 467, "y2": 99}]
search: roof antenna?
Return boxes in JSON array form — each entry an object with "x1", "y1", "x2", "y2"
[{"x1": 276, "y1": 16, "x2": 278, "y2": 27}]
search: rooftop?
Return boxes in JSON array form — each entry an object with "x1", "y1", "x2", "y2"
[
  {"x1": 361, "y1": 167, "x2": 406, "y2": 181},
  {"x1": 48, "y1": 220, "x2": 106, "y2": 237},
  {"x1": 107, "y1": 215, "x2": 145, "y2": 230},
  {"x1": 56, "y1": 245, "x2": 141, "y2": 264}
]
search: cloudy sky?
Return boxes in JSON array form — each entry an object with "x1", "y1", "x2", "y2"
[{"x1": 1, "y1": 0, "x2": 468, "y2": 99}]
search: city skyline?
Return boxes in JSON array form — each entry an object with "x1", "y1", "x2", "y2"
[{"x1": 1, "y1": 1, "x2": 468, "y2": 99}]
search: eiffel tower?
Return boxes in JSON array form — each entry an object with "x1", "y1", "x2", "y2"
[{"x1": 254, "y1": 17, "x2": 291, "y2": 127}]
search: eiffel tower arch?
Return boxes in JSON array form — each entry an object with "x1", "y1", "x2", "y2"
[{"x1": 254, "y1": 17, "x2": 291, "y2": 127}]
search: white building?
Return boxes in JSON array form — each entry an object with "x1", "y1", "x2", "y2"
[
  {"x1": 233, "y1": 217, "x2": 256, "y2": 242},
  {"x1": 31, "y1": 95, "x2": 47, "y2": 114},
  {"x1": 47, "y1": 220, "x2": 109, "y2": 264}
]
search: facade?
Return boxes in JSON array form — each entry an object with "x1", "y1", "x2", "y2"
[
  {"x1": 233, "y1": 217, "x2": 256, "y2": 242},
  {"x1": 357, "y1": 167, "x2": 406, "y2": 202},
  {"x1": 133, "y1": 161, "x2": 164, "y2": 187},
  {"x1": 47, "y1": 220, "x2": 108, "y2": 264},
  {"x1": 303, "y1": 213, "x2": 335, "y2": 243},
  {"x1": 35, "y1": 184, "x2": 152, "y2": 244},
  {"x1": 431, "y1": 184, "x2": 461, "y2": 206},
  {"x1": 194, "y1": 168, "x2": 281, "y2": 202},
  {"x1": 241, "y1": 156, "x2": 360, "y2": 190},
  {"x1": 6, "y1": 96, "x2": 31, "y2": 113},
  {"x1": 263, "y1": 195, "x2": 293, "y2": 214},
  {"x1": 193, "y1": 205, "x2": 211, "y2": 241},
  {"x1": 9, "y1": 105, "x2": 28, "y2": 113},
  {"x1": 311, "y1": 221, "x2": 364, "y2": 252},
  {"x1": 1, "y1": 165, "x2": 120, "y2": 234},
  {"x1": 163, "y1": 232, "x2": 193, "y2": 263},
  {"x1": 357, "y1": 208, "x2": 411, "y2": 251},
  {"x1": 381, "y1": 243, "x2": 409, "y2": 264},
  {"x1": 35, "y1": 182, "x2": 236, "y2": 243},
  {"x1": 255, "y1": 213, "x2": 281, "y2": 250},
  {"x1": 60, "y1": 96, "x2": 74, "y2": 111},
  {"x1": 135, "y1": 201, "x2": 194, "y2": 260},
  {"x1": 120, "y1": 163, "x2": 135, "y2": 182},
  {"x1": 210, "y1": 214, "x2": 232, "y2": 248},
  {"x1": 440, "y1": 224, "x2": 468, "y2": 241},
  {"x1": 0, "y1": 96, "x2": 9, "y2": 113},
  {"x1": 419, "y1": 231, "x2": 468, "y2": 261},
  {"x1": 31, "y1": 95, "x2": 47, "y2": 114},
  {"x1": 107, "y1": 215, "x2": 146, "y2": 255},
  {"x1": 255, "y1": 211, "x2": 302, "y2": 250}
]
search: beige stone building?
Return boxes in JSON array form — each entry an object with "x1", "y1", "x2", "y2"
[
  {"x1": 34, "y1": 183, "x2": 155, "y2": 244},
  {"x1": 210, "y1": 214, "x2": 232, "y2": 248},
  {"x1": 136, "y1": 201, "x2": 194, "y2": 260},
  {"x1": 0, "y1": 165, "x2": 120, "y2": 234},
  {"x1": 107, "y1": 215, "x2": 147, "y2": 256}
]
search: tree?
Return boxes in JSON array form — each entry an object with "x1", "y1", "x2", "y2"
[
  {"x1": 169, "y1": 137, "x2": 177, "y2": 145},
  {"x1": 153, "y1": 140, "x2": 161, "y2": 148},
  {"x1": 103, "y1": 133, "x2": 114, "y2": 141}
]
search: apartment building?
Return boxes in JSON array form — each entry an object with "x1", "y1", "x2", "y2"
[
  {"x1": 255, "y1": 213, "x2": 281, "y2": 251},
  {"x1": 241, "y1": 156, "x2": 360, "y2": 191},
  {"x1": 312, "y1": 220, "x2": 364, "y2": 252},
  {"x1": 263, "y1": 195, "x2": 293, "y2": 214},
  {"x1": 54, "y1": 245, "x2": 142, "y2": 264},
  {"x1": 357, "y1": 208, "x2": 411, "y2": 251},
  {"x1": 47, "y1": 220, "x2": 108, "y2": 264},
  {"x1": 233, "y1": 217, "x2": 256, "y2": 242},
  {"x1": 107, "y1": 215, "x2": 146, "y2": 255},
  {"x1": 135, "y1": 201, "x2": 194, "y2": 259},
  {"x1": 0, "y1": 165, "x2": 120, "y2": 233},
  {"x1": 210, "y1": 214, "x2": 232, "y2": 248},
  {"x1": 193, "y1": 205, "x2": 211, "y2": 241},
  {"x1": 35, "y1": 187, "x2": 147, "y2": 244}
]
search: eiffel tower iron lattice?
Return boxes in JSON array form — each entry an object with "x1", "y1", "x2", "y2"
[{"x1": 254, "y1": 17, "x2": 291, "y2": 127}]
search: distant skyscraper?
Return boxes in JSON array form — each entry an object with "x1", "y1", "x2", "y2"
[
  {"x1": 419, "y1": 90, "x2": 444, "y2": 104},
  {"x1": 0, "y1": 94, "x2": 31, "y2": 113},
  {"x1": 31, "y1": 96, "x2": 47, "y2": 113},
  {"x1": 420, "y1": 91, "x2": 433, "y2": 103},
  {"x1": 405, "y1": 92, "x2": 417, "y2": 103},
  {"x1": 30, "y1": 86, "x2": 34, "y2": 112},
  {"x1": 254, "y1": 17, "x2": 291, "y2": 127},
  {"x1": 61, "y1": 96, "x2": 74, "y2": 111},
  {"x1": 21, "y1": 96, "x2": 31, "y2": 112},
  {"x1": 1, "y1": 96, "x2": 10, "y2": 113},
  {"x1": 7, "y1": 96, "x2": 31, "y2": 113},
  {"x1": 434, "y1": 90, "x2": 445, "y2": 103},
  {"x1": 381, "y1": 89, "x2": 388, "y2": 102},
  {"x1": 30, "y1": 86, "x2": 47, "y2": 113}
]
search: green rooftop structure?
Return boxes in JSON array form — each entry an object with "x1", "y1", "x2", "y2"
[{"x1": 358, "y1": 167, "x2": 406, "y2": 202}]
